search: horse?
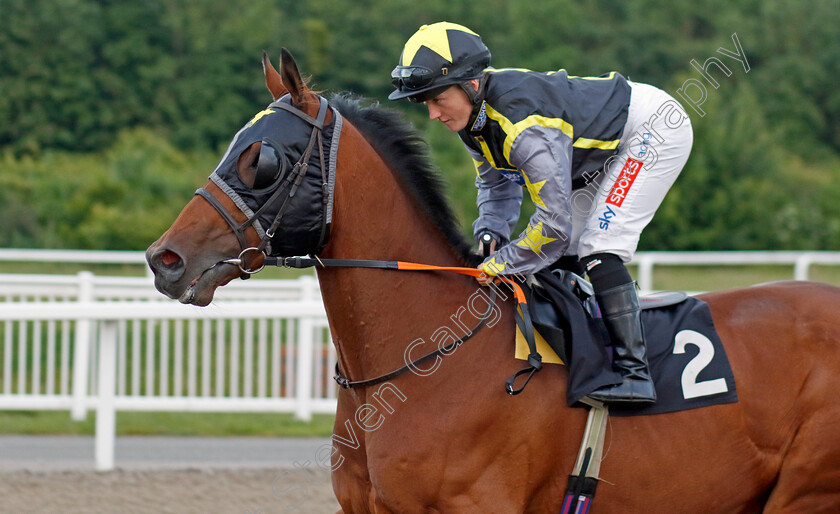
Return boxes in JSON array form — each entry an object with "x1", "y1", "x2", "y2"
[{"x1": 146, "y1": 49, "x2": 840, "y2": 513}]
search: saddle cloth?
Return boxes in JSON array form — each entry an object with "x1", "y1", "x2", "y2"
[{"x1": 514, "y1": 270, "x2": 739, "y2": 417}]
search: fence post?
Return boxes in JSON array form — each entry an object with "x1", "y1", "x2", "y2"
[
  {"x1": 294, "y1": 276, "x2": 316, "y2": 421},
  {"x1": 636, "y1": 254, "x2": 654, "y2": 294},
  {"x1": 71, "y1": 271, "x2": 94, "y2": 420},
  {"x1": 95, "y1": 320, "x2": 118, "y2": 472},
  {"x1": 794, "y1": 254, "x2": 812, "y2": 281}
]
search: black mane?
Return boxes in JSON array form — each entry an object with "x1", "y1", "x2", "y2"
[{"x1": 328, "y1": 93, "x2": 479, "y2": 266}]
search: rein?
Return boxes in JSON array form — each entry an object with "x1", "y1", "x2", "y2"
[
  {"x1": 335, "y1": 287, "x2": 497, "y2": 389},
  {"x1": 224, "y1": 254, "x2": 544, "y2": 394},
  {"x1": 195, "y1": 95, "x2": 542, "y2": 394}
]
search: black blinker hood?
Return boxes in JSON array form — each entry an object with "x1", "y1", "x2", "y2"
[{"x1": 207, "y1": 94, "x2": 341, "y2": 256}]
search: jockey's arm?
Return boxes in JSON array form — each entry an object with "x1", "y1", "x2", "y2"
[
  {"x1": 468, "y1": 147, "x2": 523, "y2": 248},
  {"x1": 480, "y1": 127, "x2": 574, "y2": 277}
]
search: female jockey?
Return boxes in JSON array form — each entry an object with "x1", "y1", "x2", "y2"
[{"x1": 389, "y1": 22, "x2": 693, "y2": 405}]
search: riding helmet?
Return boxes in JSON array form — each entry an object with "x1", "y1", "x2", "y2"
[{"x1": 389, "y1": 22, "x2": 491, "y2": 103}]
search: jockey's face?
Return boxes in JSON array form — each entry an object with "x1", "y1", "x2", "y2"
[{"x1": 424, "y1": 82, "x2": 477, "y2": 132}]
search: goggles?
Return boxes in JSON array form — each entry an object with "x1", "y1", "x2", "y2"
[{"x1": 390, "y1": 65, "x2": 440, "y2": 91}]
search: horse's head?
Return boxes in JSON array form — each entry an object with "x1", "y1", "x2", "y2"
[{"x1": 146, "y1": 49, "x2": 337, "y2": 305}]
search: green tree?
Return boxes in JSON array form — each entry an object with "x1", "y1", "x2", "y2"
[{"x1": 0, "y1": 0, "x2": 837, "y2": 251}]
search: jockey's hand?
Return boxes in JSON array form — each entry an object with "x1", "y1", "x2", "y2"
[
  {"x1": 477, "y1": 232, "x2": 498, "y2": 258},
  {"x1": 477, "y1": 233, "x2": 500, "y2": 286},
  {"x1": 476, "y1": 268, "x2": 496, "y2": 286}
]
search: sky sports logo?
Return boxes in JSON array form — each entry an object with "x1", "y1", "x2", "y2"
[{"x1": 606, "y1": 157, "x2": 643, "y2": 207}]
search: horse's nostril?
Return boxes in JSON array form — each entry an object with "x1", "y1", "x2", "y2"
[
  {"x1": 149, "y1": 246, "x2": 186, "y2": 282},
  {"x1": 160, "y1": 249, "x2": 181, "y2": 267}
]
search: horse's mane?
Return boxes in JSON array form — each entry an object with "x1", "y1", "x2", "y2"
[{"x1": 328, "y1": 93, "x2": 479, "y2": 266}]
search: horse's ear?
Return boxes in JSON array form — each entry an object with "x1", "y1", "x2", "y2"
[
  {"x1": 262, "y1": 51, "x2": 288, "y2": 101},
  {"x1": 280, "y1": 47, "x2": 308, "y2": 105}
]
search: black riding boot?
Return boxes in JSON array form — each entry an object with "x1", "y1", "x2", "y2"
[{"x1": 588, "y1": 282, "x2": 657, "y2": 404}]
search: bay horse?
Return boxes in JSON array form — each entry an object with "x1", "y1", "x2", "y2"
[{"x1": 146, "y1": 50, "x2": 840, "y2": 512}]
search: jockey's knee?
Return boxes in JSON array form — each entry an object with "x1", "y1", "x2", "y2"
[{"x1": 549, "y1": 254, "x2": 584, "y2": 276}]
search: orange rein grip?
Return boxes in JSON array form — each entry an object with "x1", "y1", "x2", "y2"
[{"x1": 395, "y1": 261, "x2": 527, "y2": 304}]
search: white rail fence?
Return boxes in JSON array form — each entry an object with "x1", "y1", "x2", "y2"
[
  {"x1": 0, "y1": 277, "x2": 336, "y2": 471},
  {"x1": 4, "y1": 248, "x2": 840, "y2": 293},
  {"x1": 0, "y1": 248, "x2": 149, "y2": 266},
  {"x1": 0, "y1": 271, "x2": 321, "y2": 303},
  {"x1": 3, "y1": 249, "x2": 840, "y2": 470},
  {"x1": 634, "y1": 251, "x2": 840, "y2": 292}
]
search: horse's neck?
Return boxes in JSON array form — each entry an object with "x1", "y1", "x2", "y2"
[
  {"x1": 322, "y1": 123, "x2": 459, "y2": 266},
  {"x1": 317, "y1": 122, "x2": 480, "y2": 385}
]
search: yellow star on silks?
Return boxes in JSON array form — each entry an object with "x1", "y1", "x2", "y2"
[
  {"x1": 473, "y1": 159, "x2": 485, "y2": 182},
  {"x1": 401, "y1": 23, "x2": 479, "y2": 65},
  {"x1": 516, "y1": 222, "x2": 558, "y2": 253},
  {"x1": 522, "y1": 173, "x2": 548, "y2": 209},
  {"x1": 247, "y1": 108, "x2": 276, "y2": 127}
]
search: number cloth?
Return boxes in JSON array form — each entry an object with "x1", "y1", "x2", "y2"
[{"x1": 523, "y1": 269, "x2": 737, "y2": 416}]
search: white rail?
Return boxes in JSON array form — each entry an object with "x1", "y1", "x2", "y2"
[
  {"x1": 4, "y1": 248, "x2": 840, "y2": 292},
  {"x1": 3, "y1": 249, "x2": 840, "y2": 470},
  {"x1": 633, "y1": 251, "x2": 840, "y2": 292},
  {"x1": 0, "y1": 248, "x2": 148, "y2": 265},
  {"x1": 0, "y1": 272, "x2": 320, "y2": 302},
  {"x1": 0, "y1": 285, "x2": 336, "y2": 471}
]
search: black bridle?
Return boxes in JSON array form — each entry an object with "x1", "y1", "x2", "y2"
[{"x1": 196, "y1": 96, "x2": 331, "y2": 274}]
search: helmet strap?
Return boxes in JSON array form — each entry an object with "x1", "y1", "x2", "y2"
[
  {"x1": 462, "y1": 74, "x2": 488, "y2": 132},
  {"x1": 459, "y1": 74, "x2": 487, "y2": 107}
]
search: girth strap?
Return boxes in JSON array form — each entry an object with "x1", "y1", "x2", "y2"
[{"x1": 561, "y1": 399, "x2": 609, "y2": 514}]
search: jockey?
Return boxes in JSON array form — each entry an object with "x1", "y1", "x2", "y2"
[{"x1": 389, "y1": 22, "x2": 694, "y2": 405}]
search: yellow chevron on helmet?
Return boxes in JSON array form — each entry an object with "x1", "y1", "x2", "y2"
[
  {"x1": 400, "y1": 22, "x2": 480, "y2": 65},
  {"x1": 389, "y1": 21, "x2": 491, "y2": 102}
]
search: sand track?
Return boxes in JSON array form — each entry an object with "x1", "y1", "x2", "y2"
[{"x1": 0, "y1": 467, "x2": 339, "y2": 514}]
